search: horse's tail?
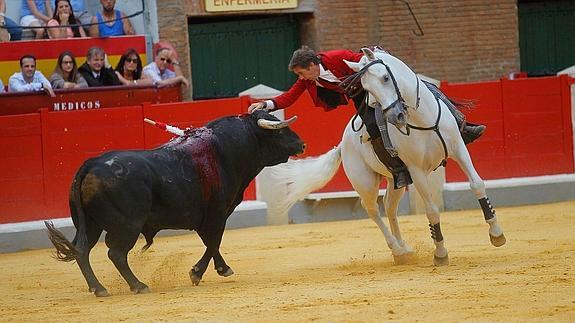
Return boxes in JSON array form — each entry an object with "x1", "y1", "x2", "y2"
[
  {"x1": 44, "y1": 160, "x2": 92, "y2": 262},
  {"x1": 268, "y1": 144, "x2": 342, "y2": 214}
]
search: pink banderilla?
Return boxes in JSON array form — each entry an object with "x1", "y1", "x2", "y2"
[{"x1": 144, "y1": 118, "x2": 187, "y2": 136}]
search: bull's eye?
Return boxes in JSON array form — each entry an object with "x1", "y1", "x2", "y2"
[{"x1": 383, "y1": 75, "x2": 390, "y2": 82}]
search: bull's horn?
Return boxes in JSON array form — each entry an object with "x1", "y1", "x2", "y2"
[{"x1": 257, "y1": 116, "x2": 298, "y2": 129}]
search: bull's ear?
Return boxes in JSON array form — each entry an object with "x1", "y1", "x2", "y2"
[
  {"x1": 344, "y1": 59, "x2": 362, "y2": 72},
  {"x1": 361, "y1": 48, "x2": 376, "y2": 61}
]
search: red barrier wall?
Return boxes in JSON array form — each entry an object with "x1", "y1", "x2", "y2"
[
  {"x1": 0, "y1": 97, "x2": 253, "y2": 224},
  {"x1": 442, "y1": 75, "x2": 574, "y2": 181},
  {"x1": 0, "y1": 85, "x2": 182, "y2": 116},
  {"x1": 0, "y1": 75, "x2": 572, "y2": 224}
]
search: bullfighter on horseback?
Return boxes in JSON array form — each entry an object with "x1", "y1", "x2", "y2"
[{"x1": 248, "y1": 46, "x2": 485, "y2": 189}]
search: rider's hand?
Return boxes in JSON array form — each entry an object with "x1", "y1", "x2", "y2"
[{"x1": 248, "y1": 102, "x2": 267, "y2": 114}]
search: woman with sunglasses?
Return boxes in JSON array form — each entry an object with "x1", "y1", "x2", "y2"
[
  {"x1": 114, "y1": 48, "x2": 152, "y2": 86},
  {"x1": 49, "y1": 51, "x2": 88, "y2": 89}
]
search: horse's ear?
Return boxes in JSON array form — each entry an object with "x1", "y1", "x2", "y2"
[
  {"x1": 344, "y1": 59, "x2": 362, "y2": 72},
  {"x1": 361, "y1": 48, "x2": 376, "y2": 61}
]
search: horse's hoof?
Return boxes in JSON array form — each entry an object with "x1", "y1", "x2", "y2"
[
  {"x1": 433, "y1": 254, "x2": 449, "y2": 266},
  {"x1": 217, "y1": 267, "x2": 234, "y2": 277},
  {"x1": 393, "y1": 251, "x2": 415, "y2": 265},
  {"x1": 94, "y1": 288, "x2": 110, "y2": 297},
  {"x1": 490, "y1": 233, "x2": 506, "y2": 247}
]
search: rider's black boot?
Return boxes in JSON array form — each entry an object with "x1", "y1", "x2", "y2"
[{"x1": 461, "y1": 122, "x2": 486, "y2": 144}]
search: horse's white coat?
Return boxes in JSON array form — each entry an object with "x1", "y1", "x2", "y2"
[{"x1": 271, "y1": 49, "x2": 505, "y2": 263}]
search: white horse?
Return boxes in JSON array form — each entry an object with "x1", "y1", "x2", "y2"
[{"x1": 270, "y1": 48, "x2": 505, "y2": 265}]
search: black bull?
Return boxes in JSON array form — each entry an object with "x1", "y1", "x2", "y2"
[{"x1": 44, "y1": 111, "x2": 305, "y2": 297}]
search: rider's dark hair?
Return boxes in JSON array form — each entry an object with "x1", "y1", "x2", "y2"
[{"x1": 288, "y1": 46, "x2": 321, "y2": 71}]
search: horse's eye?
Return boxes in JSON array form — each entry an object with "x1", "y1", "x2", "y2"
[{"x1": 383, "y1": 75, "x2": 390, "y2": 82}]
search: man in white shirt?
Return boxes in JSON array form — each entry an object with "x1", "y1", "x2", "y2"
[
  {"x1": 8, "y1": 55, "x2": 55, "y2": 97},
  {"x1": 142, "y1": 47, "x2": 189, "y2": 88}
]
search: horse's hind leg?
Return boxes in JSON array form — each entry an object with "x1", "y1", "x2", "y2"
[
  {"x1": 409, "y1": 168, "x2": 449, "y2": 266},
  {"x1": 451, "y1": 142, "x2": 506, "y2": 247}
]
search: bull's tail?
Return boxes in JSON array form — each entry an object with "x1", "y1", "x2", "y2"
[
  {"x1": 44, "y1": 221, "x2": 78, "y2": 262},
  {"x1": 44, "y1": 160, "x2": 92, "y2": 261},
  {"x1": 269, "y1": 145, "x2": 342, "y2": 214}
]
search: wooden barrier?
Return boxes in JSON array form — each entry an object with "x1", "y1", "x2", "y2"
[
  {"x1": 0, "y1": 75, "x2": 572, "y2": 224},
  {"x1": 0, "y1": 95, "x2": 252, "y2": 224},
  {"x1": 442, "y1": 74, "x2": 574, "y2": 181},
  {"x1": 0, "y1": 85, "x2": 182, "y2": 116}
]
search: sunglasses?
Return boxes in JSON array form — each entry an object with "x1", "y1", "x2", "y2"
[
  {"x1": 62, "y1": 61, "x2": 74, "y2": 65},
  {"x1": 159, "y1": 57, "x2": 172, "y2": 64},
  {"x1": 126, "y1": 58, "x2": 139, "y2": 63}
]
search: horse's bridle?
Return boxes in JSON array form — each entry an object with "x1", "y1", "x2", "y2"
[{"x1": 350, "y1": 57, "x2": 448, "y2": 168}]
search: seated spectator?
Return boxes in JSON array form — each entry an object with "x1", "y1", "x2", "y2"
[
  {"x1": 50, "y1": 51, "x2": 88, "y2": 89},
  {"x1": 20, "y1": 0, "x2": 53, "y2": 39},
  {"x1": 143, "y1": 47, "x2": 189, "y2": 88},
  {"x1": 47, "y1": 0, "x2": 86, "y2": 39},
  {"x1": 114, "y1": 48, "x2": 152, "y2": 86},
  {"x1": 0, "y1": 0, "x2": 23, "y2": 41},
  {"x1": 0, "y1": 78, "x2": 5, "y2": 93},
  {"x1": 8, "y1": 54, "x2": 55, "y2": 97},
  {"x1": 89, "y1": 0, "x2": 134, "y2": 37},
  {"x1": 78, "y1": 46, "x2": 122, "y2": 87},
  {"x1": 67, "y1": 0, "x2": 91, "y2": 32}
]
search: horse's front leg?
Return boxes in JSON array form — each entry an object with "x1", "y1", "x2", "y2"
[
  {"x1": 451, "y1": 141, "x2": 506, "y2": 247},
  {"x1": 343, "y1": 159, "x2": 404, "y2": 258},
  {"x1": 409, "y1": 168, "x2": 449, "y2": 266},
  {"x1": 383, "y1": 178, "x2": 414, "y2": 264}
]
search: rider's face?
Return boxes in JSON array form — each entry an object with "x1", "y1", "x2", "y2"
[{"x1": 293, "y1": 63, "x2": 320, "y2": 81}]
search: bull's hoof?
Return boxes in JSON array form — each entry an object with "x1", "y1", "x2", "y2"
[
  {"x1": 490, "y1": 233, "x2": 506, "y2": 247},
  {"x1": 190, "y1": 266, "x2": 203, "y2": 286},
  {"x1": 217, "y1": 267, "x2": 234, "y2": 277},
  {"x1": 190, "y1": 273, "x2": 202, "y2": 286},
  {"x1": 393, "y1": 251, "x2": 415, "y2": 265},
  {"x1": 433, "y1": 254, "x2": 449, "y2": 266},
  {"x1": 94, "y1": 288, "x2": 110, "y2": 297},
  {"x1": 131, "y1": 283, "x2": 151, "y2": 294}
]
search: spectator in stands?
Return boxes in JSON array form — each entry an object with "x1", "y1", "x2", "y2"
[
  {"x1": 47, "y1": 0, "x2": 86, "y2": 39},
  {"x1": 20, "y1": 0, "x2": 53, "y2": 39},
  {"x1": 0, "y1": 78, "x2": 5, "y2": 93},
  {"x1": 78, "y1": 46, "x2": 122, "y2": 87},
  {"x1": 50, "y1": 51, "x2": 88, "y2": 89},
  {"x1": 89, "y1": 0, "x2": 134, "y2": 37},
  {"x1": 0, "y1": 0, "x2": 23, "y2": 41},
  {"x1": 67, "y1": 0, "x2": 91, "y2": 31},
  {"x1": 143, "y1": 47, "x2": 189, "y2": 88},
  {"x1": 114, "y1": 48, "x2": 152, "y2": 86},
  {"x1": 8, "y1": 54, "x2": 55, "y2": 97}
]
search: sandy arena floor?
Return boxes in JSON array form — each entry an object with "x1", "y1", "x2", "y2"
[{"x1": 0, "y1": 200, "x2": 574, "y2": 322}]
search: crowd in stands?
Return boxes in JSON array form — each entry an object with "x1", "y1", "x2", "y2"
[{"x1": 0, "y1": 0, "x2": 189, "y2": 95}]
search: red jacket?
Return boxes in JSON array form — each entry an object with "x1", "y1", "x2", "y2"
[{"x1": 272, "y1": 49, "x2": 363, "y2": 111}]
